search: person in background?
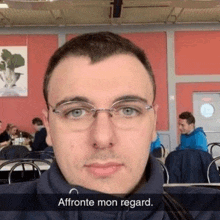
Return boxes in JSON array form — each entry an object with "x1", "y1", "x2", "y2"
[
  {"x1": 0, "y1": 123, "x2": 18, "y2": 146},
  {"x1": 0, "y1": 121, "x2": 11, "y2": 148},
  {"x1": 176, "y1": 111, "x2": 208, "y2": 152},
  {"x1": 31, "y1": 117, "x2": 49, "y2": 151},
  {"x1": 150, "y1": 105, "x2": 161, "y2": 153},
  {"x1": 150, "y1": 132, "x2": 161, "y2": 152},
  {"x1": 150, "y1": 105, "x2": 162, "y2": 157}
]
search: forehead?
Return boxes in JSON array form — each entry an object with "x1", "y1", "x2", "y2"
[
  {"x1": 178, "y1": 119, "x2": 188, "y2": 125},
  {"x1": 48, "y1": 54, "x2": 154, "y2": 105}
]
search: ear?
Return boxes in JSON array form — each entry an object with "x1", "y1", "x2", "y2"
[
  {"x1": 152, "y1": 104, "x2": 159, "y2": 141},
  {"x1": 42, "y1": 109, "x2": 53, "y2": 146}
]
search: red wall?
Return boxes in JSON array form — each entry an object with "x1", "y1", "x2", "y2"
[
  {"x1": 175, "y1": 31, "x2": 220, "y2": 75},
  {"x1": 67, "y1": 32, "x2": 168, "y2": 131},
  {"x1": 0, "y1": 35, "x2": 58, "y2": 133}
]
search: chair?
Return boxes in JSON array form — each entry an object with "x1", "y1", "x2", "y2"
[
  {"x1": 0, "y1": 145, "x2": 29, "y2": 160},
  {"x1": 8, "y1": 161, "x2": 41, "y2": 184},
  {"x1": 152, "y1": 144, "x2": 165, "y2": 157},
  {"x1": 24, "y1": 150, "x2": 54, "y2": 160},
  {"x1": 207, "y1": 142, "x2": 220, "y2": 157},
  {"x1": 0, "y1": 158, "x2": 52, "y2": 184},
  {"x1": 156, "y1": 158, "x2": 169, "y2": 184},
  {"x1": 152, "y1": 144, "x2": 169, "y2": 164},
  {"x1": 207, "y1": 156, "x2": 220, "y2": 183},
  {"x1": 165, "y1": 149, "x2": 220, "y2": 183}
]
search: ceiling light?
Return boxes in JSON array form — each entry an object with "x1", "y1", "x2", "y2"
[{"x1": 0, "y1": 3, "x2": 8, "y2": 8}]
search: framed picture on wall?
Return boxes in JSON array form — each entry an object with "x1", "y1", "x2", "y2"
[{"x1": 0, "y1": 46, "x2": 28, "y2": 97}]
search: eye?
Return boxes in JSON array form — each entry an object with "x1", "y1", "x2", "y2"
[
  {"x1": 64, "y1": 108, "x2": 86, "y2": 119},
  {"x1": 119, "y1": 107, "x2": 140, "y2": 117}
]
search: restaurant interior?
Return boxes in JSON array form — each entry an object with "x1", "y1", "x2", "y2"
[{"x1": 0, "y1": 0, "x2": 220, "y2": 186}]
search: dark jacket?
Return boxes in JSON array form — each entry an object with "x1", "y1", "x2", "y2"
[
  {"x1": 165, "y1": 149, "x2": 220, "y2": 183},
  {"x1": 31, "y1": 127, "x2": 48, "y2": 151},
  {"x1": 0, "y1": 156, "x2": 219, "y2": 219},
  {"x1": 0, "y1": 130, "x2": 10, "y2": 143}
]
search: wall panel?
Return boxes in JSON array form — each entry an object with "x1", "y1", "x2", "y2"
[
  {"x1": 0, "y1": 35, "x2": 58, "y2": 133},
  {"x1": 175, "y1": 31, "x2": 220, "y2": 75}
]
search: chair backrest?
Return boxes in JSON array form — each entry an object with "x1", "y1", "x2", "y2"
[
  {"x1": 207, "y1": 142, "x2": 220, "y2": 157},
  {"x1": 165, "y1": 149, "x2": 220, "y2": 183},
  {"x1": 207, "y1": 156, "x2": 220, "y2": 183},
  {"x1": 0, "y1": 158, "x2": 52, "y2": 184},
  {"x1": 0, "y1": 145, "x2": 29, "y2": 159},
  {"x1": 8, "y1": 161, "x2": 41, "y2": 184},
  {"x1": 156, "y1": 158, "x2": 169, "y2": 184},
  {"x1": 24, "y1": 150, "x2": 54, "y2": 160},
  {"x1": 152, "y1": 144, "x2": 169, "y2": 164}
]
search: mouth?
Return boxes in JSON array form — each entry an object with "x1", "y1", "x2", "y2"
[{"x1": 84, "y1": 162, "x2": 123, "y2": 177}]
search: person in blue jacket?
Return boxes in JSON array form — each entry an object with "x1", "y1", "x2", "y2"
[
  {"x1": 150, "y1": 105, "x2": 161, "y2": 153},
  {"x1": 176, "y1": 111, "x2": 208, "y2": 152},
  {"x1": 151, "y1": 133, "x2": 161, "y2": 152},
  {"x1": 0, "y1": 32, "x2": 219, "y2": 220}
]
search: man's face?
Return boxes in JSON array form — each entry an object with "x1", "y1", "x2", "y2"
[
  {"x1": 43, "y1": 54, "x2": 156, "y2": 195},
  {"x1": 33, "y1": 124, "x2": 39, "y2": 132},
  {"x1": 178, "y1": 119, "x2": 194, "y2": 134}
]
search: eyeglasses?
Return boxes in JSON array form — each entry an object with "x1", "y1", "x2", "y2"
[{"x1": 49, "y1": 99, "x2": 153, "y2": 130}]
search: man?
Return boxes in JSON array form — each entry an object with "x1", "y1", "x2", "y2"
[
  {"x1": 0, "y1": 32, "x2": 218, "y2": 219},
  {"x1": 31, "y1": 117, "x2": 49, "y2": 151},
  {"x1": 177, "y1": 111, "x2": 208, "y2": 152}
]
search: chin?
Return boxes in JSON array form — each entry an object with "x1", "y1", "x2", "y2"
[{"x1": 86, "y1": 182, "x2": 131, "y2": 196}]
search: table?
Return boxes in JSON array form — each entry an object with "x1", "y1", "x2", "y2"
[
  {"x1": 163, "y1": 183, "x2": 220, "y2": 190},
  {"x1": 0, "y1": 159, "x2": 52, "y2": 171}
]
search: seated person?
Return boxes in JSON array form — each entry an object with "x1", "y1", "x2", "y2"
[
  {"x1": 0, "y1": 120, "x2": 10, "y2": 148},
  {"x1": 150, "y1": 105, "x2": 162, "y2": 154},
  {"x1": 176, "y1": 111, "x2": 208, "y2": 152},
  {"x1": 31, "y1": 117, "x2": 49, "y2": 151},
  {"x1": 151, "y1": 133, "x2": 161, "y2": 152},
  {"x1": 0, "y1": 124, "x2": 18, "y2": 147}
]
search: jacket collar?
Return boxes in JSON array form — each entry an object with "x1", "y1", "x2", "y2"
[{"x1": 37, "y1": 156, "x2": 165, "y2": 219}]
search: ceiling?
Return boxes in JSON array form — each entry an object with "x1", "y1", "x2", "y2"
[{"x1": 0, "y1": 0, "x2": 220, "y2": 27}]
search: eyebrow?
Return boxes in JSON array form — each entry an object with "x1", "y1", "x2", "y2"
[
  {"x1": 113, "y1": 95, "x2": 149, "y2": 104},
  {"x1": 55, "y1": 95, "x2": 149, "y2": 108},
  {"x1": 55, "y1": 96, "x2": 91, "y2": 108}
]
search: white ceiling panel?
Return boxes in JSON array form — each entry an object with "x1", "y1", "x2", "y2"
[
  {"x1": 177, "y1": 8, "x2": 220, "y2": 23},
  {"x1": 0, "y1": 0, "x2": 218, "y2": 26},
  {"x1": 122, "y1": 7, "x2": 172, "y2": 24},
  {"x1": 63, "y1": 6, "x2": 112, "y2": 25}
]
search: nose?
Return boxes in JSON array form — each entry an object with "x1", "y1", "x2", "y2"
[{"x1": 90, "y1": 111, "x2": 115, "y2": 149}]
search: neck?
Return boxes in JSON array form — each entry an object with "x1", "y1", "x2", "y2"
[{"x1": 187, "y1": 128, "x2": 194, "y2": 134}]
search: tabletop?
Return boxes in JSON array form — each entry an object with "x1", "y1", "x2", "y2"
[{"x1": 0, "y1": 159, "x2": 52, "y2": 171}]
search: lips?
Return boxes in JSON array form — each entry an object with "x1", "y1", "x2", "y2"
[{"x1": 85, "y1": 162, "x2": 123, "y2": 177}]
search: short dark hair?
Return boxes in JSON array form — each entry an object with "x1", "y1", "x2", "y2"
[
  {"x1": 179, "y1": 112, "x2": 195, "y2": 125},
  {"x1": 43, "y1": 31, "x2": 156, "y2": 108},
  {"x1": 32, "y1": 117, "x2": 43, "y2": 126}
]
